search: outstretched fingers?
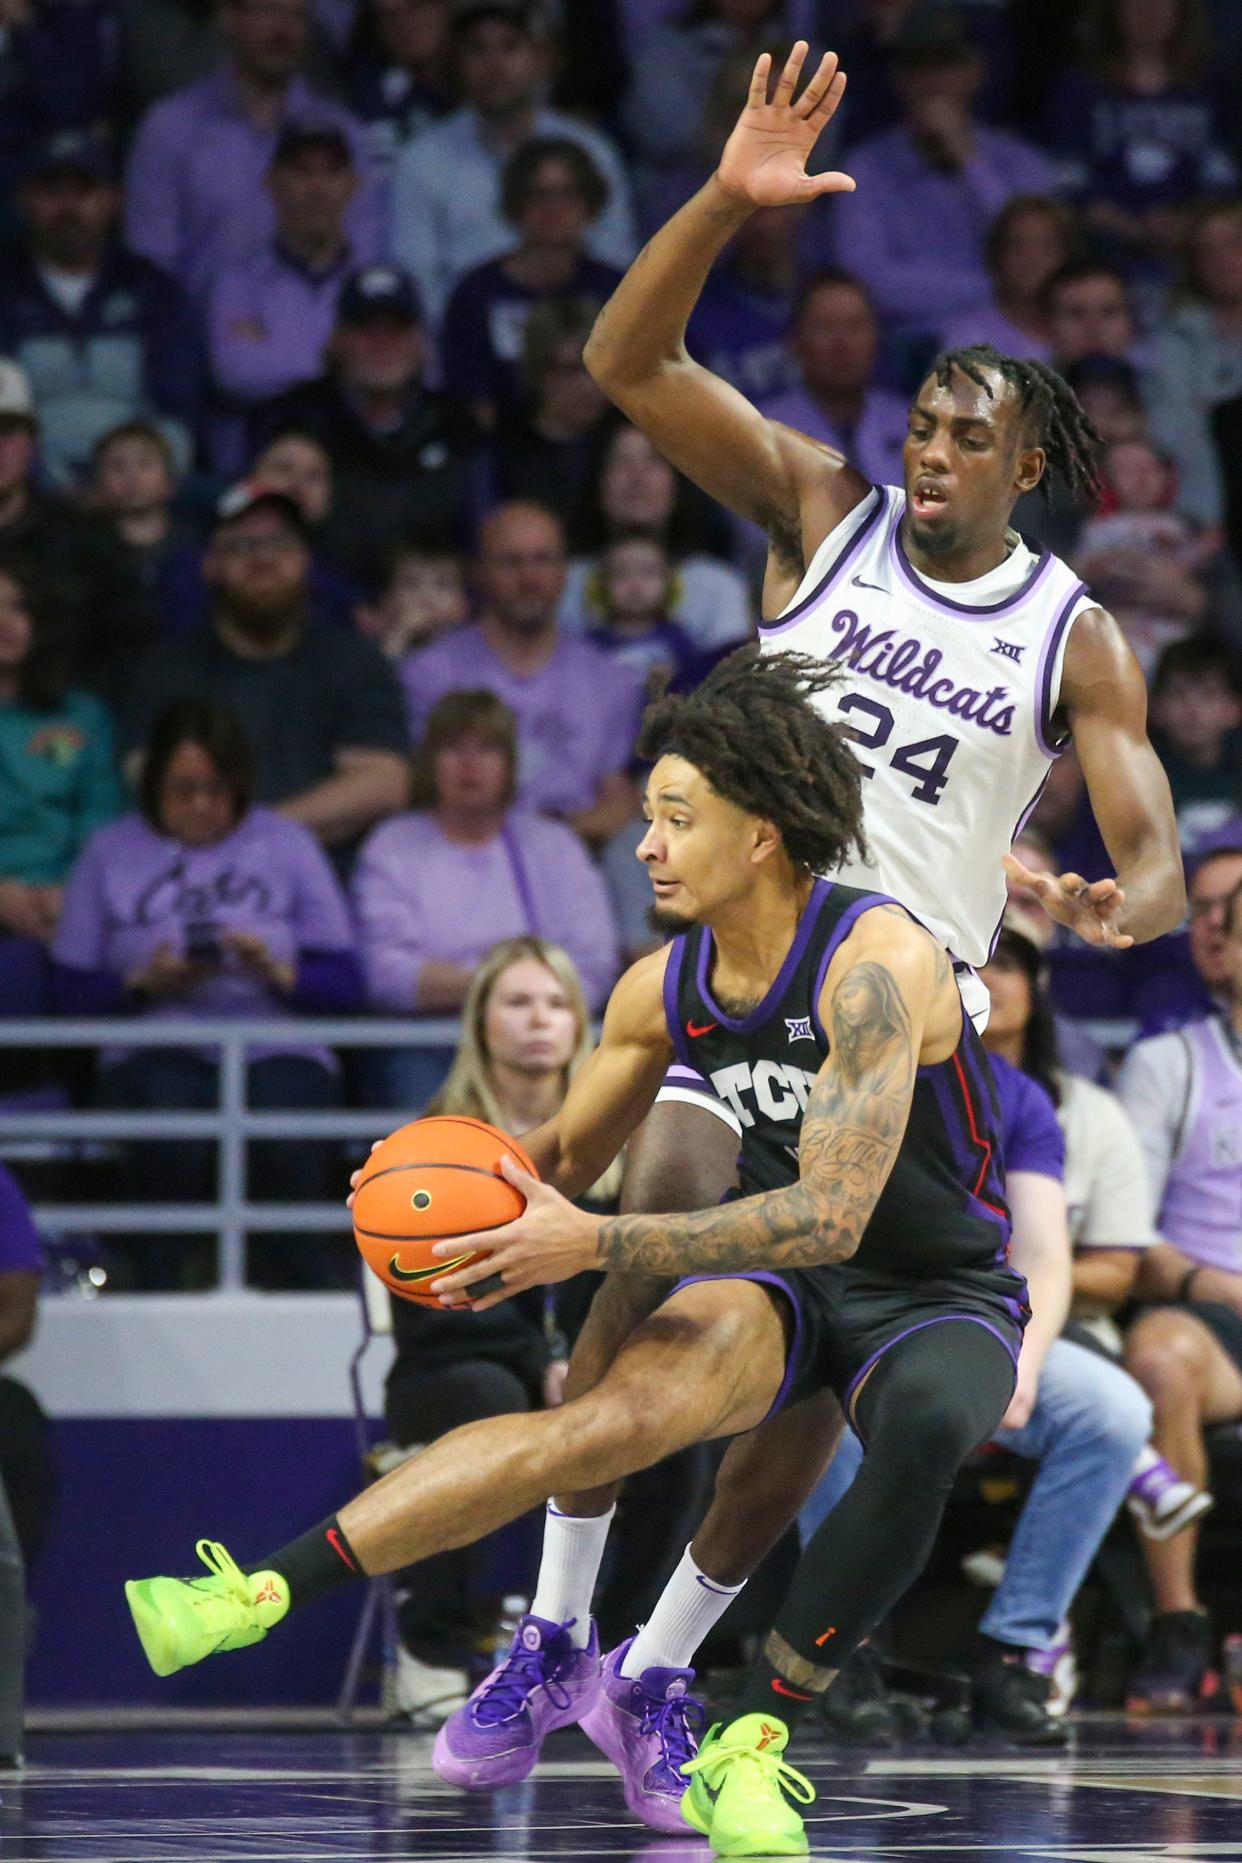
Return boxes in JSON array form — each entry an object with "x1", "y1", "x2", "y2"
[
  {"x1": 812, "y1": 65, "x2": 848, "y2": 127},
  {"x1": 747, "y1": 49, "x2": 772, "y2": 107},
  {"x1": 772, "y1": 38, "x2": 809, "y2": 101},
  {"x1": 794, "y1": 48, "x2": 840, "y2": 118}
]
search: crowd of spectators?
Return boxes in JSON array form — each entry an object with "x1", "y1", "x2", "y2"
[{"x1": 3, "y1": 0, "x2": 1242, "y2": 1729}]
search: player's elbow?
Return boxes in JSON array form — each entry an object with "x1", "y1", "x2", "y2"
[
  {"x1": 805, "y1": 1206, "x2": 862, "y2": 1267},
  {"x1": 584, "y1": 317, "x2": 684, "y2": 396}
]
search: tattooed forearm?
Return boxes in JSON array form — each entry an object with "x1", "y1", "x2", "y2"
[{"x1": 596, "y1": 959, "x2": 917, "y2": 1277}]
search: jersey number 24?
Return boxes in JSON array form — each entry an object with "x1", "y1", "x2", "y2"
[{"x1": 839, "y1": 693, "x2": 959, "y2": 805}]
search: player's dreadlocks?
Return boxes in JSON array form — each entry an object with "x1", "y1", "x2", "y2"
[
  {"x1": 637, "y1": 646, "x2": 869, "y2": 879},
  {"x1": 932, "y1": 344, "x2": 1104, "y2": 505}
]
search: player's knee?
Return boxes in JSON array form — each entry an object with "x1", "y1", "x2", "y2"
[
  {"x1": 564, "y1": 1384, "x2": 673, "y2": 1479},
  {"x1": 865, "y1": 1376, "x2": 987, "y2": 1486}
]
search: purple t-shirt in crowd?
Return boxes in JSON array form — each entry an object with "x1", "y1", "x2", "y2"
[
  {"x1": 53, "y1": 807, "x2": 356, "y2": 1063},
  {"x1": 403, "y1": 625, "x2": 645, "y2": 815},
  {"x1": 990, "y1": 1051, "x2": 1066, "y2": 1181},
  {"x1": 351, "y1": 808, "x2": 621, "y2": 1012},
  {"x1": 441, "y1": 254, "x2": 622, "y2": 417},
  {"x1": 0, "y1": 1162, "x2": 43, "y2": 1275},
  {"x1": 939, "y1": 302, "x2": 1053, "y2": 363},
  {"x1": 124, "y1": 69, "x2": 381, "y2": 301},
  {"x1": 1040, "y1": 71, "x2": 1236, "y2": 218},
  {"x1": 686, "y1": 267, "x2": 799, "y2": 404},
  {"x1": 832, "y1": 123, "x2": 1056, "y2": 328},
  {"x1": 757, "y1": 384, "x2": 909, "y2": 491}
]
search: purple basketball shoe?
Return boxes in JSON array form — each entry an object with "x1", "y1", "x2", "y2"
[
  {"x1": 579, "y1": 1639, "x2": 704, "y2": 1833},
  {"x1": 432, "y1": 1613, "x2": 602, "y2": 1789}
]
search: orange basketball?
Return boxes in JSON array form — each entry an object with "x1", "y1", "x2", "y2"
[{"x1": 352, "y1": 1114, "x2": 538, "y2": 1306}]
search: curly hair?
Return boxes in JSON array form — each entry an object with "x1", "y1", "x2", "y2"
[
  {"x1": 636, "y1": 645, "x2": 869, "y2": 878},
  {"x1": 930, "y1": 343, "x2": 1105, "y2": 505}
]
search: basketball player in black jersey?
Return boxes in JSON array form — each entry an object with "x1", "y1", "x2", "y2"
[
  {"x1": 126, "y1": 650, "x2": 1025, "y2": 1853},
  {"x1": 486, "y1": 36, "x2": 1187, "y2": 1763}
]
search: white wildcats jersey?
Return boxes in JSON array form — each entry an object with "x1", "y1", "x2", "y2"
[{"x1": 761, "y1": 485, "x2": 1095, "y2": 968}]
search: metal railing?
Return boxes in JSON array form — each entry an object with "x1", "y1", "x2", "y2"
[
  {"x1": 0, "y1": 1010, "x2": 1140, "y2": 1294},
  {"x1": 0, "y1": 1017, "x2": 459, "y2": 1291}
]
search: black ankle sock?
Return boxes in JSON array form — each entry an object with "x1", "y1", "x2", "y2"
[
  {"x1": 732, "y1": 1648, "x2": 820, "y2": 1733},
  {"x1": 255, "y1": 1515, "x2": 364, "y2": 1611}
]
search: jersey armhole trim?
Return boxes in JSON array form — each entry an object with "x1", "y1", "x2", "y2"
[
  {"x1": 1034, "y1": 582, "x2": 1090, "y2": 758},
  {"x1": 759, "y1": 485, "x2": 886, "y2": 638},
  {"x1": 662, "y1": 934, "x2": 692, "y2": 1069}
]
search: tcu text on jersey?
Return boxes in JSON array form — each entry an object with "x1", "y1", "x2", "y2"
[{"x1": 707, "y1": 1059, "x2": 820, "y2": 1129}]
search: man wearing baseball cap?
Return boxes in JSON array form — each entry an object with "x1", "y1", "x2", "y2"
[
  {"x1": 0, "y1": 131, "x2": 201, "y2": 487},
  {"x1": 207, "y1": 122, "x2": 362, "y2": 473},
  {"x1": 120, "y1": 478, "x2": 409, "y2": 856},
  {"x1": 251, "y1": 264, "x2": 477, "y2": 590}
]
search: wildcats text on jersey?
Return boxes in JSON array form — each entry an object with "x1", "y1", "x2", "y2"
[
  {"x1": 758, "y1": 485, "x2": 1096, "y2": 968},
  {"x1": 826, "y1": 607, "x2": 1016, "y2": 735}
]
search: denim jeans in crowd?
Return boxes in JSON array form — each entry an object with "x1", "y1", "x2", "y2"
[{"x1": 799, "y1": 1335, "x2": 1152, "y2": 1653}]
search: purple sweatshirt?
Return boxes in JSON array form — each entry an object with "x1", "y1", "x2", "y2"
[
  {"x1": 402, "y1": 625, "x2": 645, "y2": 816},
  {"x1": 124, "y1": 69, "x2": 381, "y2": 301},
  {"x1": 832, "y1": 123, "x2": 1057, "y2": 328},
  {"x1": 52, "y1": 807, "x2": 361, "y2": 1064},
  {"x1": 351, "y1": 808, "x2": 621, "y2": 1012}
]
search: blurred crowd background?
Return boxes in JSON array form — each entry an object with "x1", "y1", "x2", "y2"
[
  {"x1": 0, "y1": 0, "x2": 1241, "y2": 1277},
  {"x1": 4, "y1": 0, "x2": 1242, "y2": 1733}
]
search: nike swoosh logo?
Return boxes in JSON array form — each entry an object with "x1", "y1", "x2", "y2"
[
  {"x1": 388, "y1": 1250, "x2": 471, "y2": 1283},
  {"x1": 325, "y1": 1527, "x2": 357, "y2": 1572},
  {"x1": 851, "y1": 573, "x2": 888, "y2": 593},
  {"x1": 771, "y1": 1678, "x2": 814, "y2": 1701},
  {"x1": 686, "y1": 1020, "x2": 718, "y2": 1038}
]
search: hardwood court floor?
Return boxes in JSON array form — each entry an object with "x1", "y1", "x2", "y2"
[{"x1": 6, "y1": 1713, "x2": 1242, "y2": 1861}]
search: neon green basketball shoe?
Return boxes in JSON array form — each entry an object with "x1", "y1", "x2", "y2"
[
  {"x1": 125, "y1": 1539, "x2": 289, "y2": 1677},
  {"x1": 680, "y1": 1710, "x2": 815, "y2": 1856}
]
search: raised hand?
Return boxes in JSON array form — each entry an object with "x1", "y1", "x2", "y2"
[
  {"x1": 717, "y1": 41, "x2": 855, "y2": 209},
  {"x1": 1002, "y1": 853, "x2": 1134, "y2": 950}
]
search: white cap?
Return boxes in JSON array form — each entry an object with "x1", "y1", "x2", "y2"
[{"x1": 0, "y1": 359, "x2": 35, "y2": 421}]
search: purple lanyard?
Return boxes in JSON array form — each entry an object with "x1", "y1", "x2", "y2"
[{"x1": 500, "y1": 821, "x2": 540, "y2": 936}]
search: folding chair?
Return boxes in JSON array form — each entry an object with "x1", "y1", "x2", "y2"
[{"x1": 339, "y1": 1265, "x2": 413, "y2": 1720}]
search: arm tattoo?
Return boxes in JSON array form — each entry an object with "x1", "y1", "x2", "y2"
[{"x1": 597, "y1": 960, "x2": 916, "y2": 1276}]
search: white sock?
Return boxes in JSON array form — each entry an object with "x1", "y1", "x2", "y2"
[
  {"x1": 529, "y1": 1502, "x2": 616, "y2": 1647},
  {"x1": 620, "y1": 1545, "x2": 746, "y2": 1678}
]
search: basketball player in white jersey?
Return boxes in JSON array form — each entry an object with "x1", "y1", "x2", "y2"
[{"x1": 429, "y1": 41, "x2": 1188, "y2": 1827}]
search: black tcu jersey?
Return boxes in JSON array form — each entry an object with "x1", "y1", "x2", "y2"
[{"x1": 662, "y1": 877, "x2": 1014, "y2": 1283}]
